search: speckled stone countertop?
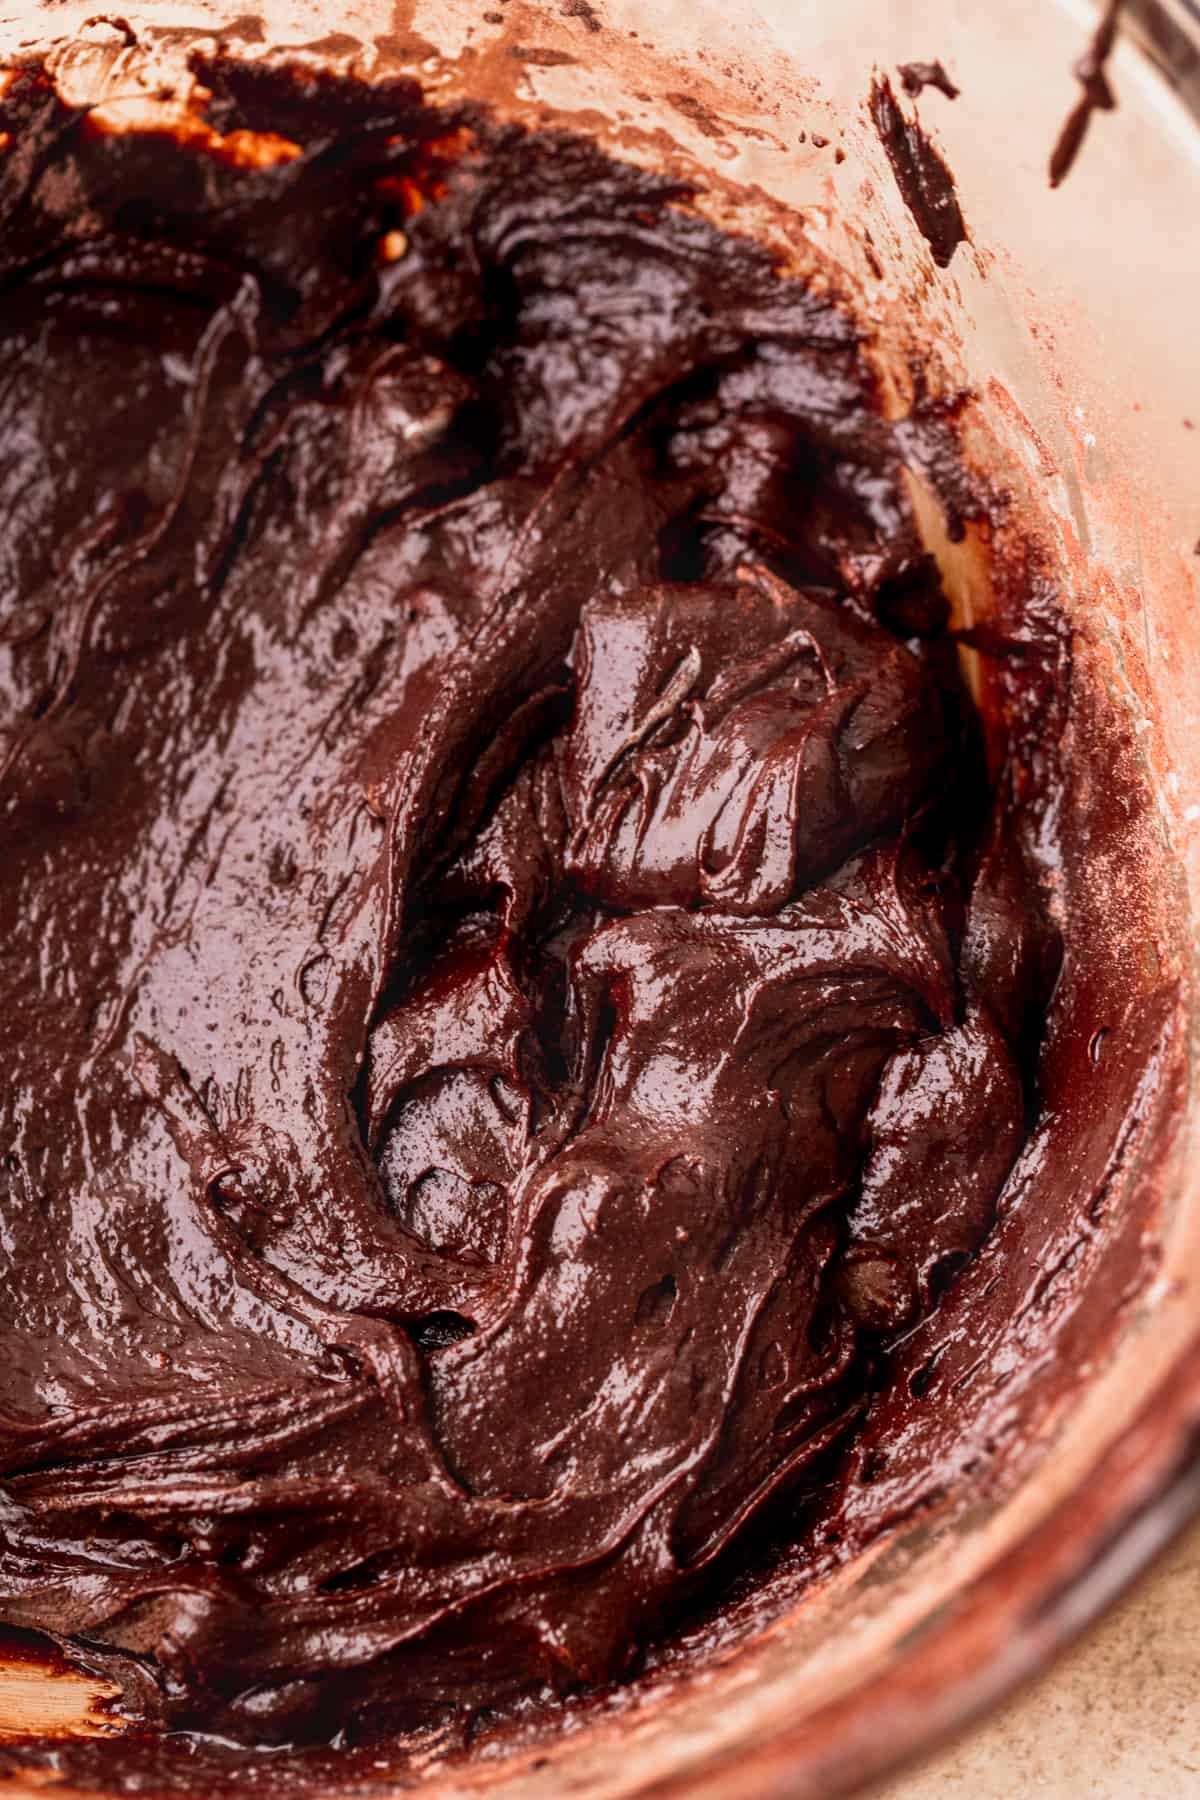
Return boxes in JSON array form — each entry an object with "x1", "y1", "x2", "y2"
[{"x1": 875, "y1": 1519, "x2": 1200, "y2": 1797}]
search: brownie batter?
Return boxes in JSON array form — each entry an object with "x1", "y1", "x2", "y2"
[
  {"x1": 869, "y1": 74, "x2": 968, "y2": 269},
  {"x1": 897, "y1": 61, "x2": 961, "y2": 102},
  {"x1": 1049, "y1": 0, "x2": 1126, "y2": 187},
  {"x1": 0, "y1": 63, "x2": 1059, "y2": 1757}
]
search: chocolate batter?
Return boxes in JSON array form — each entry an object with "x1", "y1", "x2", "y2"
[
  {"x1": 1049, "y1": 0, "x2": 1127, "y2": 188},
  {"x1": 898, "y1": 61, "x2": 961, "y2": 102},
  {"x1": 868, "y1": 75, "x2": 968, "y2": 269},
  {"x1": 0, "y1": 60, "x2": 1061, "y2": 1765}
]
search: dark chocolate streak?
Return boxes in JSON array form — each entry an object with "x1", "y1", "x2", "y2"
[
  {"x1": 869, "y1": 75, "x2": 968, "y2": 269},
  {"x1": 0, "y1": 69, "x2": 1053, "y2": 1751},
  {"x1": 1049, "y1": 0, "x2": 1127, "y2": 188}
]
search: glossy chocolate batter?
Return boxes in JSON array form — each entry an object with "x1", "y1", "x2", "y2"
[
  {"x1": 869, "y1": 74, "x2": 968, "y2": 269},
  {"x1": 0, "y1": 63, "x2": 1060, "y2": 1759}
]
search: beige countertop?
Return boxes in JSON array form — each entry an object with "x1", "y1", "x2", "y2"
[{"x1": 874, "y1": 1519, "x2": 1200, "y2": 1798}]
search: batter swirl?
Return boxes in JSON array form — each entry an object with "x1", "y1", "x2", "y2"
[{"x1": 0, "y1": 71, "x2": 1049, "y2": 1745}]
